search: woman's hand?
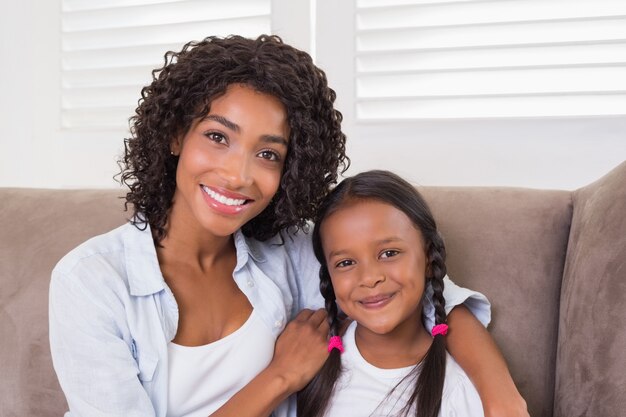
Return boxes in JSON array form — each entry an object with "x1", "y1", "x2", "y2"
[{"x1": 269, "y1": 308, "x2": 330, "y2": 392}]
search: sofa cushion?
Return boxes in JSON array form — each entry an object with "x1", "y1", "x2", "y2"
[
  {"x1": 555, "y1": 161, "x2": 626, "y2": 417},
  {"x1": 421, "y1": 186, "x2": 572, "y2": 417},
  {"x1": 0, "y1": 188, "x2": 126, "y2": 416}
]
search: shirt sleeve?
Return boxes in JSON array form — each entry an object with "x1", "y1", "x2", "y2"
[
  {"x1": 284, "y1": 229, "x2": 324, "y2": 311},
  {"x1": 49, "y1": 266, "x2": 157, "y2": 417},
  {"x1": 422, "y1": 275, "x2": 491, "y2": 332}
]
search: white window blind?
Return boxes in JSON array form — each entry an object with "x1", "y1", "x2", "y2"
[
  {"x1": 355, "y1": 0, "x2": 626, "y2": 120},
  {"x1": 61, "y1": 0, "x2": 272, "y2": 130}
]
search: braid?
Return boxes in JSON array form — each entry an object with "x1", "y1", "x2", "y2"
[
  {"x1": 405, "y1": 231, "x2": 448, "y2": 417},
  {"x1": 319, "y1": 268, "x2": 341, "y2": 337},
  {"x1": 297, "y1": 266, "x2": 343, "y2": 417},
  {"x1": 427, "y1": 233, "x2": 448, "y2": 326}
]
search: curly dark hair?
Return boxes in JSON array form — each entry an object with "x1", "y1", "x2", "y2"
[{"x1": 118, "y1": 34, "x2": 348, "y2": 242}]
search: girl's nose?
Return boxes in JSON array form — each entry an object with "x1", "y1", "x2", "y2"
[{"x1": 360, "y1": 264, "x2": 386, "y2": 288}]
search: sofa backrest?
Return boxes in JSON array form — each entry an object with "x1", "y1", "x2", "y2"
[
  {"x1": 0, "y1": 188, "x2": 126, "y2": 417},
  {"x1": 421, "y1": 186, "x2": 572, "y2": 417},
  {"x1": 0, "y1": 186, "x2": 573, "y2": 417}
]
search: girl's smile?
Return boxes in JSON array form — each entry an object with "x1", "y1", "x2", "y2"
[{"x1": 357, "y1": 292, "x2": 397, "y2": 309}]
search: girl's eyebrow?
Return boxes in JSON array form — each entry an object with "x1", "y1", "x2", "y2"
[
  {"x1": 376, "y1": 237, "x2": 403, "y2": 244},
  {"x1": 327, "y1": 249, "x2": 350, "y2": 259},
  {"x1": 327, "y1": 237, "x2": 403, "y2": 259},
  {"x1": 202, "y1": 115, "x2": 288, "y2": 146}
]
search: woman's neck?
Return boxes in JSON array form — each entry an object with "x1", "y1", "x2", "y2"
[
  {"x1": 354, "y1": 314, "x2": 433, "y2": 369},
  {"x1": 155, "y1": 200, "x2": 249, "y2": 347},
  {"x1": 157, "y1": 200, "x2": 236, "y2": 273}
]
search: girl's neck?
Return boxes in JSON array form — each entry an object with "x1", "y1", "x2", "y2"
[{"x1": 354, "y1": 314, "x2": 433, "y2": 369}]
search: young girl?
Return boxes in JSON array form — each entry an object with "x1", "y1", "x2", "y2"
[
  {"x1": 299, "y1": 170, "x2": 486, "y2": 417},
  {"x1": 49, "y1": 35, "x2": 524, "y2": 417}
]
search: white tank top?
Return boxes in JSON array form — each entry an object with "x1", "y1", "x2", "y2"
[{"x1": 166, "y1": 309, "x2": 275, "y2": 417}]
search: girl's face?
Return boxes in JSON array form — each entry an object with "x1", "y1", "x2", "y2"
[
  {"x1": 170, "y1": 83, "x2": 290, "y2": 238},
  {"x1": 320, "y1": 199, "x2": 428, "y2": 337}
]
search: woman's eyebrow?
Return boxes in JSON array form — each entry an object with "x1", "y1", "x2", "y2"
[
  {"x1": 261, "y1": 135, "x2": 289, "y2": 147},
  {"x1": 202, "y1": 115, "x2": 240, "y2": 132},
  {"x1": 203, "y1": 114, "x2": 288, "y2": 147}
]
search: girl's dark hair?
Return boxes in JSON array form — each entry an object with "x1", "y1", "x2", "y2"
[
  {"x1": 118, "y1": 35, "x2": 348, "y2": 242},
  {"x1": 298, "y1": 170, "x2": 448, "y2": 417}
]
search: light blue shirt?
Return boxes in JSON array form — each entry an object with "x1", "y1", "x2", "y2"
[{"x1": 49, "y1": 222, "x2": 490, "y2": 417}]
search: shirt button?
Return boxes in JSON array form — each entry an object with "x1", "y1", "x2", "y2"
[
  {"x1": 274, "y1": 319, "x2": 283, "y2": 328},
  {"x1": 247, "y1": 280, "x2": 254, "y2": 287}
]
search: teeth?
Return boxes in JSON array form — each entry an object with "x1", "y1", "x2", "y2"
[{"x1": 202, "y1": 186, "x2": 246, "y2": 206}]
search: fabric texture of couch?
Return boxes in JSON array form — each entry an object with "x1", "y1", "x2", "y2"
[{"x1": 1, "y1": 162, "x2": 625, "y2": 417}]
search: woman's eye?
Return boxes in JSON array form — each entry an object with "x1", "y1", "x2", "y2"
[
  {"x1": 380, "y1": 250, "x2": 399, "y2": 259},
  {"x1": 335, "y1": 259, "x2": 355, "y2": 268},
  {"x1": 258, "y1": 150, "x2": 280, "y2": 162},
  {"x1": 205, "y1": 132, "x2": 227, "y2": 144}
]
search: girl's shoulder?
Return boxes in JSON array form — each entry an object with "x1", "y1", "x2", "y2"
[
  {"x1": 441, "y1": 353, "x2": 484, "y2": 415},
  {"x1": 443, "y1": 353, "x2": 472, "y2": 389}
]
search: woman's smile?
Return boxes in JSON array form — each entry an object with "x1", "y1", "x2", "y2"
[{"x1": 200, "y1": 185, "x2": 254, "y2": 215}]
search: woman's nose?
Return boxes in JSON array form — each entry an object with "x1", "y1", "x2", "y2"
[{"x1": 219, "y1": 149, "x2": 253, "y2": 188}]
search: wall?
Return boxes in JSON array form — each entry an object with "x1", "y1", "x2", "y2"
[
  {"x1": 343, "y1": 117, "x2": 626, "y2": 189},
  {"x1": 0, "y1": 0, "x2": 125, "y2": 189},
  {"x1": 1, "y1": 0, "x2": 624, "y2": 190}
]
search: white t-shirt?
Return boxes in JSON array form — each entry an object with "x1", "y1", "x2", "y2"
[
  {"x1": 167, "y1": 309, "x2": 275, "y2": 417},
  {"x1": 324, "y1": 321, "x2": 484, "y2": 417}
]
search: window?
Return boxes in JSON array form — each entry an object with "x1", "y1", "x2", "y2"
[
  {"x1": 350, "y1": 0, "x2": 626, "y2": 120},
  {"x1": 61, "y1": 0, "x2": 272, "y2": 130},
  {"x1": 313, "y1": 0, "x2": 626, "y2": 190}
]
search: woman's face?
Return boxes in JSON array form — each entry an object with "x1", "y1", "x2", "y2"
[{"x1": 170, "y1": 83, "x2": 290, "y2": 238}]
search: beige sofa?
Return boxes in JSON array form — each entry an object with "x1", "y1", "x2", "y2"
[{"x1": 1, "y1": 162, "x2": 625, "y2": 417}]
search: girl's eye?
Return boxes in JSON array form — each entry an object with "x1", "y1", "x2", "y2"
[
  {"x1": 258, "y1": 149, "x2": 281, "y2": 162},
  {"x1": 205, "y1": 132, "x2": 227, "y2": 144},
  {"x1": 335, "y1": 259, "x2": 355, "y2": 268},
  {"x1": 380, "y1": 250, "x2": 399, "y2": 259}
]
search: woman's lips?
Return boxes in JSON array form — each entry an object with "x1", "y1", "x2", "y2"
[{"x1": 200, "y1": 185, "x2": 253, "y2": 215}]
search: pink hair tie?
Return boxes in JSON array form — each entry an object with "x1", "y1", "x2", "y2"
[
  {"x1": 327, "y1": 336, "x2": 345, "y2": 353},
  {"x1": 432, "y1": 324, "x2": 449, "y2": 337}
]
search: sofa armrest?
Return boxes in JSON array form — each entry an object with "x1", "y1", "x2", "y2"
[{"x1": 555, "y1": 161, "x2": 626, "y2": 417}]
